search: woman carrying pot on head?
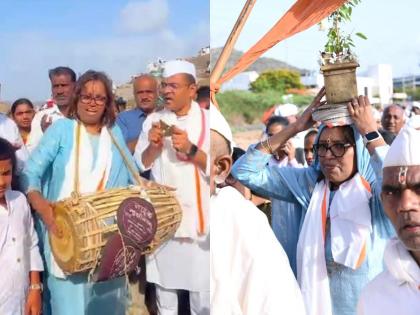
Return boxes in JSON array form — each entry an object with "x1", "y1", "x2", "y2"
[
  {"x1": 20, "y1": 70, "x2": 138, "y2": 315},
  {"x1": 231, "y1": 87, "x2": 395, "y2": 315}
]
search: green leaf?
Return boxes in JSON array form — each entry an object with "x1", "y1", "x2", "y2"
[{"x1": 355, "y1": 32, "x2": 367, "y2": 40}]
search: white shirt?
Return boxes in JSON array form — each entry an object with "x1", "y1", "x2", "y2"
[
  {"x1": 134, "y1": 101, "x2": 210, "y2": 291},
  {"x1": 357, "y1": 238, "x2": 420, "y2": 315},
  {"x1": 0, "y1": 190, "x2": 43, "y2": 315},
  {"x1": 211, "y1": 186, "x2": 306, "y2": 315},
  {"x1": 27, "y1": 103, "x2": 64, "y2": 153},
  {"x1": 0, "y1": 114, "x2": 29, "y2": 174}
]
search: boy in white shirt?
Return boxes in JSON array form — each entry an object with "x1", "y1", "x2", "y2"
[{"x1": 0, "y1": 137, "x2": 43, "y2": 315}]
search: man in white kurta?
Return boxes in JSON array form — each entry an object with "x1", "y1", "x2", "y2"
[
  {"x1": 357, "y1": 117, "x2": 420, "y2": 315},
  {"x1": 210, "y1": 104, "x2": 306, "y2": 315},
  {"x1": 135, "y1": 60, "x2": 209, "y2": 314}
]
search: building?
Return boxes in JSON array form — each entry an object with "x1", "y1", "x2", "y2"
[
  {"x1": 220, "y1": 71, "x2": 259, "y2": 92},
  {"x1": 393, "y1": 75, "x2": 420, "y2": 90}
]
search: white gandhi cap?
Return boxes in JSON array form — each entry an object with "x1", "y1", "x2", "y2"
[
  {"x1": 383, "y1": 116, "x2": 420, "y2": 167},
  {"x1": 210, "y1": 102, "x2": 233, "y2": 154},
  {"x1": 274, "y1": 103, "x2": 298, "y2": 117},
  {"x1": 163, "y1": 60, "x2": 196, "y2": 80}
]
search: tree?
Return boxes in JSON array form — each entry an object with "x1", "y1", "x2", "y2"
[{"x1": 250, "y1": 69, "x2": 303, "y2": 93}]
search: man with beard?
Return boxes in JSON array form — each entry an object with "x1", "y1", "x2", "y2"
[
  {"x1": 357, "y1": 117, "x2": 420, "y2": 315},
  {"x1": 27, "y1": 66, "x2": 76, "y2": 152}
]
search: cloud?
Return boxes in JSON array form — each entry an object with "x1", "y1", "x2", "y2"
[{"x1": 118, "y1": 0, "x2": 169, "y2": 33}]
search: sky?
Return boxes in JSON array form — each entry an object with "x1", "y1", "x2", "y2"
[
  {"x1": 211, "y1": 0, "x2": 420, "y2": 79},
  {"x1": 0, "y1": 0, "x2": 209, "y2": 101}
]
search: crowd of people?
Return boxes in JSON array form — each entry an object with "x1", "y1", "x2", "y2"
[
  {"x1": 0, "y1": 58, "x2": 419, "y2": 315},
  {"x1": 0, "y1": 61, "x2": 210, "y2": 315},
  {"x1": 210, "y1": 88, "x2": 420, "y2": 314}
]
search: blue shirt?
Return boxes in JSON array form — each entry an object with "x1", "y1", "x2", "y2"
[{"x1": 116, "y1": 108, "x2": 147, "y2": 142}]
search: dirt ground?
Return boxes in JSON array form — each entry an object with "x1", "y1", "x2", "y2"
[{"x1": 232, "y1": 128, "x2": 264, "y2": 150}]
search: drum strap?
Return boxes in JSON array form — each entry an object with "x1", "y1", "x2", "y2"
[
  {"x1": 74, "y1": 123, "x2": 81, "y2": 194},
  {"x1": 107, "y1": 127, "x2": 167, "y2": 191}
]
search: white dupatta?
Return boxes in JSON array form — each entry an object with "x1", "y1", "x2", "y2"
[{"x1": 297, "y1": 173, "x2": 372, "y2": 315}]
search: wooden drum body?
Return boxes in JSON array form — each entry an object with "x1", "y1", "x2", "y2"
[{"x1": 50, "y1": 185, "x2": 182, "y2": 280}]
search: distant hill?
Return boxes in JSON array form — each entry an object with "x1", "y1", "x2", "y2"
[{"x1": 210, "y1": 47, "x2": 309, "y2": 75}]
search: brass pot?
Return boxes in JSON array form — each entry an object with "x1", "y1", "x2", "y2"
[{"x1": 321, "y1": 61, "x2": 359, "y2": 104}]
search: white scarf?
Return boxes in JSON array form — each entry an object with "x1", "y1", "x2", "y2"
[
  {"x1": 297, "y1": 173, "x2": 372, "y2": 315},
  {"x1": 51, "y1": 122, "x2": 113, "y2": 278},
  {"x1": 384, "y1": 238, "x2": 420, "y2": 286}
]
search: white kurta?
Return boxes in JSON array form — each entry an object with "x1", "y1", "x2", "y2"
[
  {"x1": 357, "y1": 238, "x2": 420, "y2": 315},
  {"x1": 0, "y1": 190, "x2": 44, "y2": 315},
  {"x1": 0, "y1": 113, "x2": 29, "y2": 174},
  {"x1": 134, "y1": 102, "x2": 209, "y2": 291},
  {"x1": 211, "y1": 186, "x2": 306, "y2": 315}
]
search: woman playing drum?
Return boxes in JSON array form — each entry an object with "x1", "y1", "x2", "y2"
[{"x1": 21, "y1": 70, "x2": 138, "y2": 315}]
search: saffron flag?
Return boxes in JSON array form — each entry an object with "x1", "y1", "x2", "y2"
[{"x1": 211, "y1": 0, "x2": 348, "y2": 107}]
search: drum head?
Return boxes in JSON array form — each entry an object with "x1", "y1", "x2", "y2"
[
  {"x1": 49, "y1": 202, "x2": 80, "y2": 273},
  {"x1": 117, "y1": 197, "x2": 157, "y2": 250},
  {"x1": 94, "y1": 234, "x2": 141, "y2": 282}
]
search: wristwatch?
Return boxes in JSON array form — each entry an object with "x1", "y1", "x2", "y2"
[
  {"x1": 186, "y1": 144, "x2": 198, "y2": 158},
  {"x1": 29, "y1": 283, "x2": 43, "y2": 292},
  {"x1": 363, "y1": 130, "x2": 382, "y2": 145}
]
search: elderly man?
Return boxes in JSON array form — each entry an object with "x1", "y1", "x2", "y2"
[
  {"x1": 210, "y1": 104, "x2": 306, "y2": 314},
  {"x1": 380, "y1": 104, "x2": 405, "y2": 143},
  {"x1": 27, "y1": 66, "x2": 76, "y2": 152},
  {"x1": 135, "y1": 60, "x2": 209, "y2": 315},
  {"x1": 357, "y1": 117, "x2": 420, "y2": 315},
  {"x1": 117, "y1": 74, "x2": 158, "y2": 153}
]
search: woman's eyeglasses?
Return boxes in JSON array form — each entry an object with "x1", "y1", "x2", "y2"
[
  {"x1": 313, "y1": 143, "x2": 354, "y2": 158},
  {"x1": 80, "y1": 94, "x2": 107, "y2": 106}
]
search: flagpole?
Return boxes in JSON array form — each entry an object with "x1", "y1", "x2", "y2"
[{"x1": 210, "y1": 0, "x2": 257, "y2": 87}]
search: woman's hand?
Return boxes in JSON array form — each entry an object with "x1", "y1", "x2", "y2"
[
  {"x1": 280, "y1": 141, "x2": 295, "y2": 161},
  {"x1": 28, "y1": 191, "x2": 58, "y2": 235},
  {"x1": 347, "y1": 96, "x2": 377, "y2": 135},
  {"x1": 294, "y1": 87, "x2": 326, "y2": 133}
]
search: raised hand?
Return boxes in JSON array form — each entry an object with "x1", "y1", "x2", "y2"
[
  {"x1": 294, "y1": 86, "x2": 326, "y2": 133},
  {"x1": 171, "y1": 126, "x2": 192, "y2": 154},
  {"x1": 347, "y1": 96, "x2": 377, "y2": 135},
  {"x1": 41, "y1": 114, "x2": 53, "y2": 132},
  {"x1": 148, "y1": 122, "x2": 164, "y2": 150}
]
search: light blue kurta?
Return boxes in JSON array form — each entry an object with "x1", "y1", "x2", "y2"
[
  {"x1": 232, "y1": 126, "x2": 395, "y2": 315},
  {"x1": 21, "y1": 118, "x2": 138, "y2": 315}
]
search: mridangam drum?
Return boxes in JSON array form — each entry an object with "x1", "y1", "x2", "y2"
[{"x1": 50, "y1": 185, "x2": 182, "y2": 279}]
